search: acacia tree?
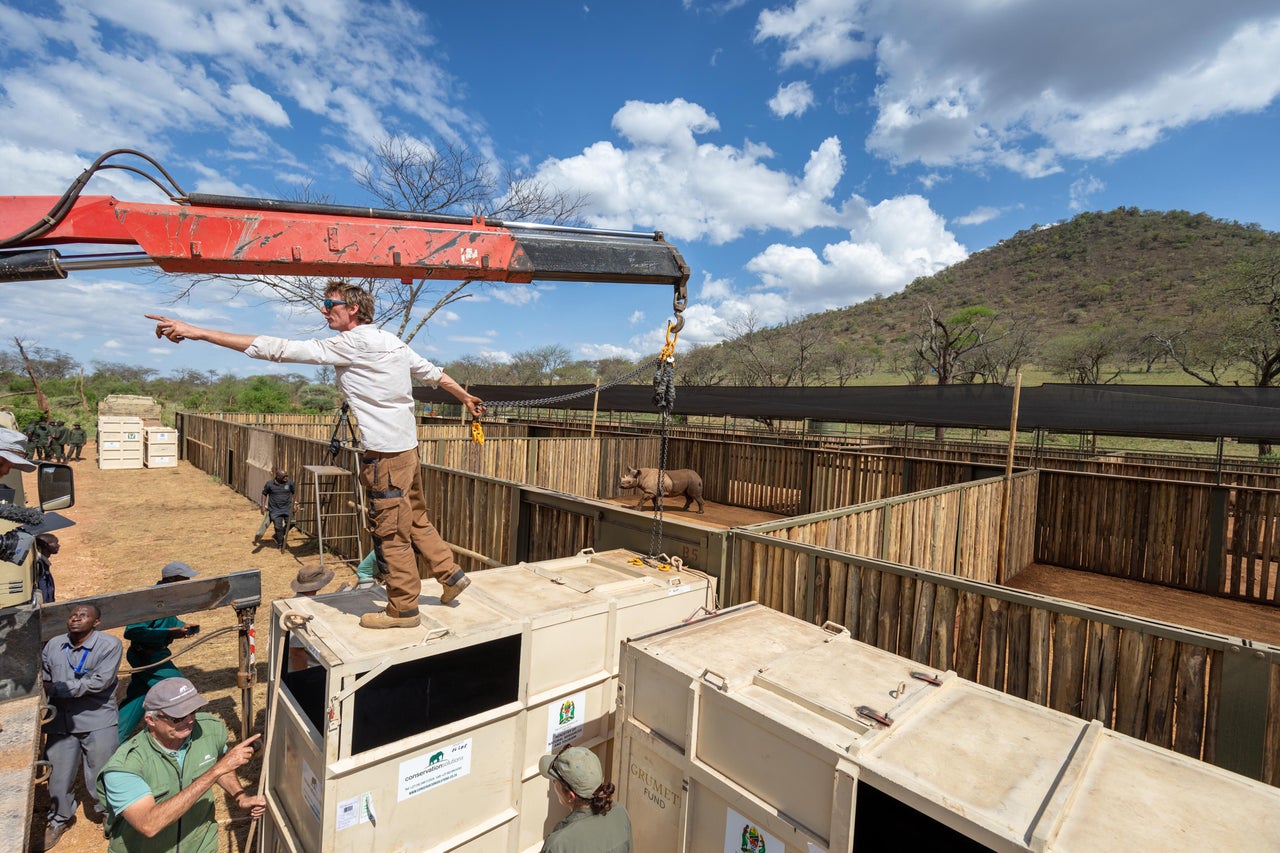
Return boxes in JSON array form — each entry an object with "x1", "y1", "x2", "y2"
[
  {"x1": 172, "y1": 135, "x2": 587, "y2": 345},
  {"x1": 914, "y1": 304, "x2": 1005, "y2": 385}
]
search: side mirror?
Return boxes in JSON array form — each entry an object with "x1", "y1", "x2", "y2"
[{"x1": 37, "y1": 464, "x2": 74, "y2": 511}]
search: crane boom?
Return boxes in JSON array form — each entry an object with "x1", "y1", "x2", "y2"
[{"x1": 0, "y1": 193, "x2": 690, "y2": 292}]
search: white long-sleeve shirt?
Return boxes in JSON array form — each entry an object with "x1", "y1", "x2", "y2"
[{"x1": 245, "y1": 324, "x2": 443, "y2": 453}]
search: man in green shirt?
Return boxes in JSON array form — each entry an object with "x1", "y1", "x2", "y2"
[
  {"x1": 67, "y1": 423, "x2": 87, "y2": 461},
  {"x1": 118, "y1": 562, "x2": 201, "y2": 741},
  {"x1": 97, "y1": 678, "x2": 264, "y2": 853}
]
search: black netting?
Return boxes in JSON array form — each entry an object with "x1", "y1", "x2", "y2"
[{"x1": 414, "y1": 383, "x2": 1280, "y2": 442}]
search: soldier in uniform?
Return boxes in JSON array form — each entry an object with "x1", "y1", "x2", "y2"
[
  {"x1": 49, "y1": 419, "x2": 69, "y2": 463},
  {"x1": 67, "y1": 423, "x2": 87, "y2": 461},
  {"x1": 29, "y1": 415, "x2": 51, "y2": 461}
]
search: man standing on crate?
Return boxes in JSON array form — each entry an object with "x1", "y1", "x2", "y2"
[{"x1": 146, "y1": 281, "x2": 486, "y2": 630}]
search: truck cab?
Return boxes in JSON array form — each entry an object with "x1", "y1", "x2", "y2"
[{"x1": 0, "y1": 411, "x2": 75, "y2": 608}]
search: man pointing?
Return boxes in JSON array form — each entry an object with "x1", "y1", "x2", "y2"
[{"x1": 147, "y1": 281, "x2": 484, "y2": 629}]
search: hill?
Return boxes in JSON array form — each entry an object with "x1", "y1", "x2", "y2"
[{"x1": 681, "y1": 208, "x2": 1280, "y2": 386}]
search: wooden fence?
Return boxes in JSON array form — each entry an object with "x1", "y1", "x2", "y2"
[{"x1": 178, "y1": 412, "x2": 1280, "y2": 784}]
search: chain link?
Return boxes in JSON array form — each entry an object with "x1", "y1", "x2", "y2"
[{"x1": 483, "y1": 357, "x2": 662, "y2": 415}]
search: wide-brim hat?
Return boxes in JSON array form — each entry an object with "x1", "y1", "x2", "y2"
[
  {"x1": 0, "y1": 427, "x2": 36, "y2": 472},
  {"x1": 292, "y1": 562, "x2": 335, "y2": 593}
]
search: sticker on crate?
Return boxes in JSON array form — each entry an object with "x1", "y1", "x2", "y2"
[
  {"x1": 546, "y1": 691, "x2": 587, "y2": 751},
  {"x1": 397, "y1": 739, "x2": 472, "y2": 801},
  {"x1": 725, "y1": 807, "x2": 782, "y2": 853}
]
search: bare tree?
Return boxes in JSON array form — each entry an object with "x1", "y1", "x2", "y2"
[
  {"x1": 171, "y1": 134, "x2": 588, "y2": 346},
  {"x1": 1044, "y1": 326, "x2": 1123, "y2": 384},
  {"x1": 972, "y1": 326, "x2": 1035, "y2": 385},
  {"x1": 13, "y1": 338, "x2": 50, "y2": 413}
]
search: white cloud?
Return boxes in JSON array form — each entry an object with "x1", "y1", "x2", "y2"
[
  {"x1": 1069, "y1": 176, "x2": 1106, "y2": 211},
  {"x1": 491, "y1": 284, "x2": 540, "y2": 306},
  {"x1": 769, "y1": 81, "x2": 815, "y2": 118},
  {"x1": 628, "y1": 310, "x2": 645, "y2": 324},
  {"x1": 479, "y1": 350, "x2": 513, "y2": 364},
  {"x1": 534, "y1": 100, "x2": 851, "y2": 243},
  {"x1": 953, "y1": 205, "x2": 1002, "y2": 226},
  {"x1": 755, "y1": 0, "x2": 1280, "y2": 176},
  {"x1": 578, "y1": 342, "x2": 640, "y2": 360}
]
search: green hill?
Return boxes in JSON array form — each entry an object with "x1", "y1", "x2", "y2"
[{"x1": 680, "y1": 207, "x2": 1280, "y2": 386}]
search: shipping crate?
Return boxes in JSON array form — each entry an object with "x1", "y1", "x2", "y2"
[
  {"x1": 617, "y1": 602, "x2": 1280, "y2": 853},
  {"x1": 261, "y1": 548, "x2": 712, "y2": 853}
]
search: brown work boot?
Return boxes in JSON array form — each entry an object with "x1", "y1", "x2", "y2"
[
  {"x1": 43, "y1": 818, "x2": 73, "y2": 850},
  {"x1": 439, "y1": 574, "x2": 471, "y2": 605},
  {"x1": 358, "y1": 609, "x2": 421, "y2": 629}
]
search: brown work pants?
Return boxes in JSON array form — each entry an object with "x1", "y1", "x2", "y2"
[{"x1": 359, "y1": 447, "x2": 461, "y2": 617}]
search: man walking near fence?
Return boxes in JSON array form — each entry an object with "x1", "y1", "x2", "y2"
[
  {"x1": 147, "y1": 281, "x2": 486, "y2": 629},
  {"x1": 258, "y1": 468, "x2": 295, "y2": 552}
]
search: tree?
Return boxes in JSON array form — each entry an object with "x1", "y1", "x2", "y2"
[
  {"x1": 171, "y1": 134, "x2": 587, "y2": 346},
  {"x1": 1044, "y1": 326, "x2": 1122, "y2": 384},
  {"x1": 510, "y1": 345, "x2": 573, "y2": 385},
  {"x1": 914, "y1": 305, "x2": 1004, "y2": 385}
]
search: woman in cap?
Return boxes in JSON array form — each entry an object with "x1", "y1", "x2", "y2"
[{"x1": 538, "y1": 745, "x2": 632, "y2": 852}]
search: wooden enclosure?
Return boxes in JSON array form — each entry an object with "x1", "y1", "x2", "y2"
[{"x1": 176, "y1": 412, "x2": 1280, "y2": 786}]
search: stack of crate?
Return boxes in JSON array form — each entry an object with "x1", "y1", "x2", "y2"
[
  {"x1": 143, "y1": 426, "x2": 178, "y2": 468},
  {"x1": 96, "y1": 416, "x2": 143, "y2": 469}
]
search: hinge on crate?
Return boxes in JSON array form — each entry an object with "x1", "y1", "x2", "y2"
[
  {"x1": 856, "y1": 706, "x2": 893, "y2": 727},
  {"x1": 911, "y1": 671, "x2": 943, "y2": 686}
]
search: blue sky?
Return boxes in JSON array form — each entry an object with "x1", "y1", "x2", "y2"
[{"x1": 2, "y1": 0, "x2": 1279, "y2": 380}]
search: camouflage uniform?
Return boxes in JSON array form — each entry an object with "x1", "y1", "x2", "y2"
[
  {"x1": 28, "y1": 418, "x2": 51, "y2": 461},
  {"x1": 67, "y1": 424, "x2": 87, "y2": 461}
]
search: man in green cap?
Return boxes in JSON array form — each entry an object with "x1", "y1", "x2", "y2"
[{"x1": 67, "y1": 422, "x2": 87, "y2": 461}]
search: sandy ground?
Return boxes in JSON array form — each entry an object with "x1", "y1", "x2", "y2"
[{"x1": 24, "y1": 444, "x2": 357, "y2": 853}]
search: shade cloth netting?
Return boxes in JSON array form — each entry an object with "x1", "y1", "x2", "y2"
[{"x1": 413, "y1": 383, "x2": 1280, "y2": 442}]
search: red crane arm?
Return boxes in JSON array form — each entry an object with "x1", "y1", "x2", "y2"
[{"x1": 0, "y1": 194, "x2": 690, "y2": 289}]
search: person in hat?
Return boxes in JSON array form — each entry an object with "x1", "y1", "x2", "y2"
[
  {"x1": 287, "y1": 562, "x2": 334, "y2": 670},
  {"x1": 0, "y1": 425, "x2": 37, "y2": 476},
  {"x1": 34, "y1": 532, "x2": 59, "y2": 603},
  {"x1": 67, "y1": 422, "x2": 87, "y2": 461},
  {"x1": 97, "y1": 677, "x2": 265, "y2": 853},
  {"x1": 49, "y1": 419, "x2": 69, "y2": 462},
  {"x1": 538, "y1": 745, "x2": 632, "y2": 852},
  {"x1": 117, "y1": 562, "x2": 203, "y2": 741},
  {"x1": 40, "y1": 603, "x2": 123, "y2": 850}
]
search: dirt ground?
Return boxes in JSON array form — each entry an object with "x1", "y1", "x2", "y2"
[
  {"x1": 1008, "y1": 562, "x2": 1280, "y2": 645},
  {"x1": 24, "y1": 444, "x2": 356, "y2": 853}
]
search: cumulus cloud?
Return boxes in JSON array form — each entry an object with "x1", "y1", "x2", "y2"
[
  {"x1": 769, "y1": 81, "x2": 815, "y2": 118},
  {"x1": 578, "y1": 342, "x2": 640, "y2": 360},
  {"x1": 755, "y1": 0, "x2": 1280, "y2": 177},
  {"x1": 953, "y1": 206, "x2": 1002, "y2": 226},
  {"x1": 534, "y1": 99, "x2": 850, "y2": 243},
  {"x1": 0, "y1": 0, "x2": 477, "y2": 193}
]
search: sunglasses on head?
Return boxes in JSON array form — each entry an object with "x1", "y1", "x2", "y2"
[
  {"x1": 547, "y1": 743, "x2": 571, "y2": 785},
  {"x1": 322, "y1": 298, "x2": 349, "y2": 310}
]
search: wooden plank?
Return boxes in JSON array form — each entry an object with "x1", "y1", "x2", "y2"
[
  {"x1": 1145, "y1": 635, "x2": 1177, "y2": 749},
  {"x1": 910, "y1": 580, "x2": 935, "y2": 665},
  {"x1": 1173, "y1": 643, "x2": 1207, "y2": 760},
  {"x1": 954, "y1": 590, "x2": 983, "y2": 681},
  {"x1": 877, "y1": 570, "x2": 901, "y2": 653},
  {"x1": 1028, "y1": 607, "x2": 1051, "y2": 707},
  {"x1": 1006, "y1": 603, "x2": 1030, "y2": 700},
  {"x1": 1049, "y1": 613, "x2": 1086, "y2": 717},
  {"x1": 977, "y1": 597, "x2": 1008, "y2": 691},
  {"x1": 930, "y1": 584, "x2": 957, "y2": 672},
  {"x1": 859, "y1": 566, "x2": 880, "y2": 646}
]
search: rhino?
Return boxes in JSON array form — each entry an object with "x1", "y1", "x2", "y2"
[{"x1": 619, "y1": 466, "x2": 705, "y2": 513}]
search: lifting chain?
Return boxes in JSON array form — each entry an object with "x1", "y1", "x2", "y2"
[{"x1": 648, "y1": 289, "x2": 684, "y2": 558}]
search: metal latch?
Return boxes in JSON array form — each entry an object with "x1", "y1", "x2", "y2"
[{"x1": 856, "y1": 706, "x2": 893, "y2": 727}]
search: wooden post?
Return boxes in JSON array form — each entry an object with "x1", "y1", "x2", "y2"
[
  {"x1": 997, "y1": 373, "x2": 1022, "y2": 584},
  {"x1": 590, "y1": 376, "x2": 601, "y2": 438}
]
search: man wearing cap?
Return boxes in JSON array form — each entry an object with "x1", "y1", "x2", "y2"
[
  {"x1": 538, "y1": 745, "x2": 633, "y2": 852},
  {"x1": 0, "y1": 425, "x2": 37, "y2": 477},
  {"x1": 67, "y1": 422, "x2": 87, "y2": 461},
  {"x1": 118, "y1": 562, "x2": 202, "y2": 741},
  {"x1": 148, "y1": 282, "x2": 486, "y2": 630},
  {"x1": 97, "y1": 677, "x2": 265, "y2": 853},
  {"x1": 40, "y1": 603, "x2": 123, "y2": 850},
  {"x1": 259, "y1": 468, "x2": 296, "y2": 552}
]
